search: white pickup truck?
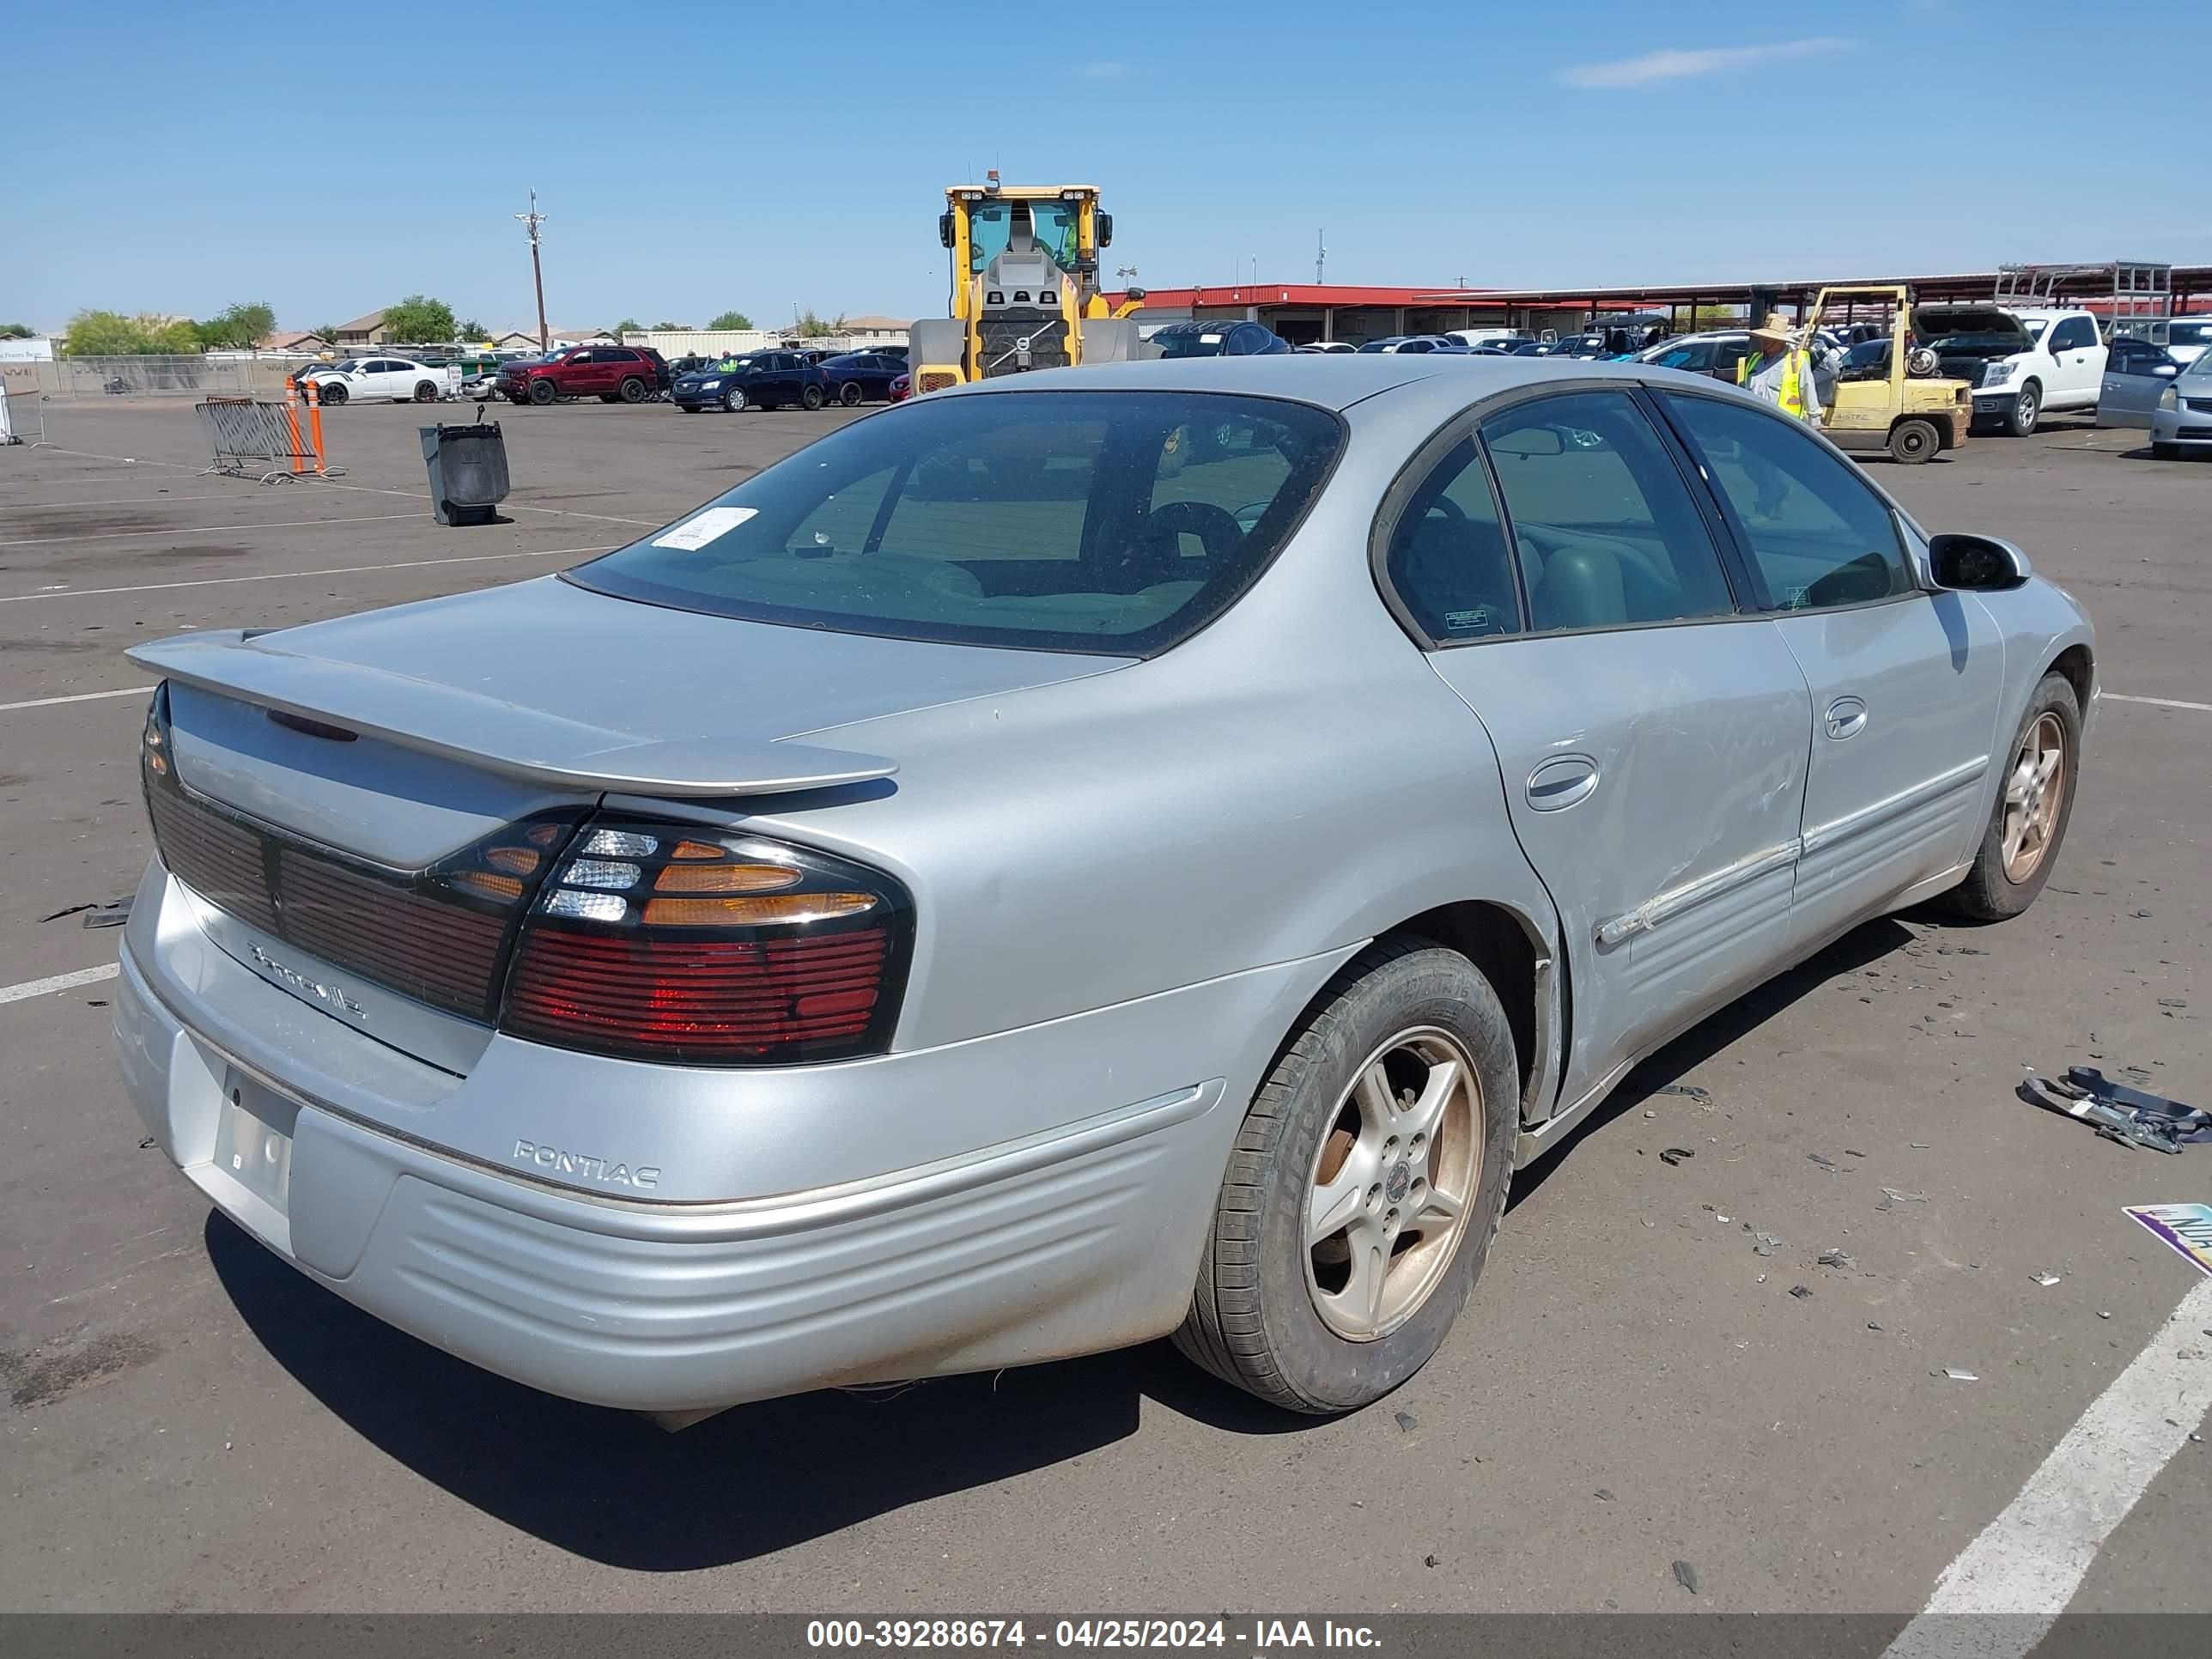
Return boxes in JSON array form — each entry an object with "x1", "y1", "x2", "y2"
[
  {"x1": 1917, "y1": 304, "x2": 2106, "y2": 436},
  {"x1": 296, "y1": 356, "x2": 461, "y2": 406}
]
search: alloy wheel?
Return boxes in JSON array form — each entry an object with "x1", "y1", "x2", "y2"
[
  {"x1": 2001, "y1": 711, "x2": 2066, "y2": 882},
  {"x1": 1303, "y1": 1026, "x2": 1480, "y2": 1341}
]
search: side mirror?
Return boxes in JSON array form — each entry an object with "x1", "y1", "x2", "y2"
[
  {"x1": 2154, "y1": 362, "x2": 2179, "y2": 378},
  {"x1": 938, "y1": 212, "x2": 955, "y2": 249},
  {"x1": 1928, "y1": 532, "x2": 2031, "y2": 592}
]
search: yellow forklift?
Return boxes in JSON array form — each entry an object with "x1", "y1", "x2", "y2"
[
  {"x1": 1805, "y1": 284, "x2": 1972, "y2": 463},
  {"x1": 908, "y1": 176, "x2": 1145, "y2": 394}
]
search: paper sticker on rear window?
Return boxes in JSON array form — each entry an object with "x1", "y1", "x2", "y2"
[{"x1": 651, "y1": 507, "x2": 757, "y2": 550}]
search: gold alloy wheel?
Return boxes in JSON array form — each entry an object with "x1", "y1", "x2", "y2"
[
  {"x1": 2001, "y1": 711, "x2": 2067, "y2": 883},
  {"x1": 1302, "y1": 1027, "x2": 1480, "y2": 1341}
]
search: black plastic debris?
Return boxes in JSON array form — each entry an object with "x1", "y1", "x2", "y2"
[
  {"x1": 1654, "y1": 1084, "x2": 1711, "y2": 1103},
  {"x1": 1818, "y1": 1249, "x2": 1854, "y2": 1269},
  {"x1": 2021, "y1": 1066, "x2": 2211, "y2": 1154},
  {"x1": 40, "y1": 896, "x2": 131, "y2": 928},
  {"x1": 1393, "y1": 1411, "x2": 1417, "y2": 1433},
  {"x1": 1789, "y1": 1284, "x2": 1812, "y2": 1299},
  {"x1": 1658, "y1": 1146, "x2": 1694, "y2": 1166}
]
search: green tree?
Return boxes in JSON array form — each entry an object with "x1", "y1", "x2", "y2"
[
  {"x1": 194, "y1": 301, "x2": 276, "y2": 350},
  {"x1": 705, "y1": 309, "x2": 753, "y2": 331},
  {"x1": 382, "y1": 294, "x2": 459, "y2": 343},
  {"x1": 312, "y1": 325, "x2": 339, "y2": 345},
  {"x1": 458, "y1": 318, "x2": 486, "y2": 339},
  {"x1": 59, "y1": 310, "x2": 203, "y2": 356},
  {"x1": 612, "y1": 317, "x2": 643, "y2": 336},
  {"x1": 0, "y1": 322, "x2": 33, "y2": 339},
  {"x1": 651, "y1": 320, "x2": 684, "y2": 331},
  {"x1": 793, "y1": 308, "x2": 846, "y2": 339}
]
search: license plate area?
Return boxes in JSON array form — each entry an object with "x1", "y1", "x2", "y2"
[{"x1": 213, "y1": 1067, "x2": 299, "y2": 1212}]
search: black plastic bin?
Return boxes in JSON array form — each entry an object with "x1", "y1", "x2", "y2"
[{"x1": 420, "y1": 421, "x2": 510, "y2": 526}]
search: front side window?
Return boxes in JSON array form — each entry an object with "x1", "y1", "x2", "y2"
[
  {"x1": 572, "y1": 390, "x2": 1342, "y2": 654},
  {"x1": 1649, "y1": 342, "x2": 1714, "y2": 373},
  {"x1": 1382, "y1": 439, "x2": 1520, "y2": 643},
  {"x1": 1480, "y1": 392, "x2": 1736, "y2": 634},
  {"x1": 2050, "y1": 318, "x2": 2096, "y2": 352},
  {"x1": 1661, "y1": 392, "x2": 1911, "y2": 611}
]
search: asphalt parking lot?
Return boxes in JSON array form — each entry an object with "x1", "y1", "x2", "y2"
[{"x1": 1, "y1": 392, "x2": 2207, "y2": 1619}]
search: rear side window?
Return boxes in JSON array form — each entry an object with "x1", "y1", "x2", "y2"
[
  {"x1": 1480, "y1": 392, "x2": 1736, "y2": 634},
  {"x1": 1660, "y1": 392, "x2": 1911, "y2": 610},
  {"x1": 1382, "y1": 439, "x2": 1521, "y2": 643},
  {"x1": 572, "y1": 390, "x2": 1343, "y2": 654}
]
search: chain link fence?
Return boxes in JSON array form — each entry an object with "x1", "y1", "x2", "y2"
[{"x1": 4, "y1": 356, "x2": 330, "y2": 399}]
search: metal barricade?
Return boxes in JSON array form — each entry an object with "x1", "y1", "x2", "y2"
[
  {"x1": 0, "y1": 382, "x2": 52, "y2": 447},
  {"x1": 194, "y1": 381, "x2": 341, "y2": 483}
]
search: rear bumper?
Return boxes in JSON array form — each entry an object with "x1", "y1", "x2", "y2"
[{"x1": 112, "y1": 865, "x2": 1334, "y2": 1412}]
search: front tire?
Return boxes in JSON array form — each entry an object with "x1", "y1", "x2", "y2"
[
  {"x1": 2008, "y1": 382, "x2": 2040, "y2": 436},
  {"x1": 527, "y1": 380, "x2": 556, "y2": 406},
  {"x1": 1940, "y1": 672, "x2": 2080, "y2": 921},
  {"x1": 800, "y1": 383, "x2": 827, "y2": 411},
  {"x1": 1175, "y1": 941, "x2": 1517, "y2": 1413},
  {"x1": 1888, "y1": 417, "x2": 1939, "y2": 464},
  {"x1": 724, "y1": 387, "x2": 747, "y2": 412},
  {"x1": 318, "y1": 381, "x2": 347, "y2": 405}
]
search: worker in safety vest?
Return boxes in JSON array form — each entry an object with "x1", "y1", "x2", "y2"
[{"x1": 1737, "y1": 313, "x2": 1822, "y2": 427}]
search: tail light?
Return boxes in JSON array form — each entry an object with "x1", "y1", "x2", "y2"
[{"x1": 501, "y1": 817, "x2": 913, "y2": 1065}]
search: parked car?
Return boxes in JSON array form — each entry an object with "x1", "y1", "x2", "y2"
[
  {"x1": 817, "y1": 352, "x2": 908, "y2": 405},
  {"x1": 1635, "y1": 330, "x2": 1753, "y2": 381},
  {"x1": 118, "y1": 355, "x2": 2094, "y2": 1419},
  {"x1": 1297, "y1": 340, "x2": 1358, "y2": 355},
  {"x1": 2158, "y1": 318, "x2": 2212, "y2": 367},
  {"x1": 888, "y1": 371, "x2": 910, "y2": 402},
  {"x1": 1917, "y1": 304, "x2": 2104, "y2": 436},
  {"x1": 871, "y1": 343, "x2": 910, "y2": 362},
  {"x1": 1445, "y1": 328, "x2": 1526, "y2": 350},
  {"x1": 1355, "y1": 334, "x2": 1466, "y2": 355},
  {"x1": 1152, "y1": 319, "x2": 1294, "y2": 357},
  {"x1": 2151, "y1": 349, "x2": 2212, "y2": 458},
  {"x1": 496, "y1": 344, "x2": 671, "y2": 406},
  {"x1": 2096, "y1": 337, "x2": 2183, "y2": 429},
  {"x1": 298, "y1": 356, "x2": 459, "y2": 405},
  {"x1": 671, "y1": 350, "x2": 833, "y2": 412}
]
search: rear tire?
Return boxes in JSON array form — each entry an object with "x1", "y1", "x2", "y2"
[
  {"x1": 618, "y1": 376, "x2": 647, "y2": 403},
  {"x1": 413, "y1": 381, "x2": 438, "y2": 403},
  {"x1": 1939, "y1": 672, "x2": 2080, "y2": 921},
  {"x1": 800, "y1": 383, "x2": 827, "y2": 411},
  {"x1": 2007, "y1": 383, "x2": 2040, "y2": 436},
  {"x1": 839, "y1": 380, "x2": 864, "y2": 406},
  {"x1": 1174, "y1": 940, "x2": 1518, "y2": 1414},
  {"x1": 527, "y1": 380, "x2": 556, "y2": 406},
  {"x1": 1888, "y1": 417, "x2": 1939, "y2": 464}
]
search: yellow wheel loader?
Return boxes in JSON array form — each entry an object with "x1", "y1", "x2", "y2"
[
  {"x1": 908, "y1": 177, "x2": 1144, "y2": 394},
  {"x1": 1807, "y1": 285, "x2": 1972, "y2": 464}
]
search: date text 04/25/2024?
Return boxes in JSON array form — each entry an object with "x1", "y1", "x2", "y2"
[{"x1": 804, "y1": 1620, "x2": 1382, "y2": 1651}]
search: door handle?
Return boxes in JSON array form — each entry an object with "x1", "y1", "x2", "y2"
[
  {"x1": 1526, "y1": 754, "x2": 1600, "y2": 811},
  {"x1": 1825, "y1": 696, "x2": 1869, "y2": 740}
]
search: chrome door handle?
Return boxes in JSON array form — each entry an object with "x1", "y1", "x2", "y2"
[
  {"x1": 1825, "y1": 696, "x2": 1869, "y2": 740},
  {"x1": 1527, "y1": 754, "x2": 1600, "y2": 811}
]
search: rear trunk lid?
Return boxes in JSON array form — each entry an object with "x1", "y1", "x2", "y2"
[{"x1": 131, "y1": 575, "x2": 1126, "y2": 1060}]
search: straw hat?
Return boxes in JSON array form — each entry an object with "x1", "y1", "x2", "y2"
[{"x1": 1748, "y1": 312, "x2": 1794, "y2": 348}]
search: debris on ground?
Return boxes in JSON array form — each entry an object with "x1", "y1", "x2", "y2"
[
  {"x1": 40, "y1": 896, "x2": 132, "y2": 927},
  {"x1": 2123, "y1": 1203, "x2": 2212, "y2": 1277},
  {"x1": 1424, "y1": 1553, "x2": 1440, "y2": 1569},
  {"x1": 1936, "y1": 1368, "x2": 1979, "y2": 1382},
  {"x1": 1673, "y1": 1560, "x2": 1701, "y2": 1595},
  {"x1": 1595, "y1": 1489, "x2": 1614, "y2": 1502},
  {"x1": 1393, "y1": 1411, "x2": 1417, "y2": 1433},
  {"x1": 1658, "y1": 1146, "x2": 1694, "y2": 1166},
  {"x1": 2021, "y1": 1067, "x2": 2211, "y2": 1154},
  {"x1": 1654, "y1": 1084, "x2": 1711, "y2": 1103},
  {"x1": 1818, "y1": 1249, "x2": 1854, "y2": 1269},
  {"x1": 1808, "y1": 1152, "x2": 1842, "y2": 1170},
  {"x1": 1789, "y1": 1285, "x2": 1812, "y2": 1299},
  {"x1": 1751, "y1": 1231, "x2": 1784, "y2": 1257},
  {"x1": 2033, "y1": 1272, "x2": 2062, "y2": 1286},
  {"x1": 1878, "y1": 1188, "x2": 1929, "y2": 1212}
]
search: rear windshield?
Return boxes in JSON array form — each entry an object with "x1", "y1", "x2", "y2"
[
  {"x1": 1156, "y1": 330, "x2": 1231, "y2": 358},
  {"x1": 2169, "y1": 320, "x2": 2212, "y2": 348},
  {"x1": 570, "y1": 389, "x2": 1343, "y2": 655}
]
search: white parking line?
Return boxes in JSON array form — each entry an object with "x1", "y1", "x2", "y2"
[
  {"x1": 0, "y1": 511, "x2": 421, "y2": 549},
  {"x1": 1881, "y1": 1275, "x2": 2212, "y2": 1658},
  {"x1": 0, "y1": 543, "x2": 615, "y2": 604},
  {"x1": 0, "y1": 963, "x2": 120, "y2": 1006},
  {"x1": 2105, "y1": 692, "x2": 2212, "y2": 714},
  {"x1": 0, "y1": 686, "x2": 151, "y2": 714}
]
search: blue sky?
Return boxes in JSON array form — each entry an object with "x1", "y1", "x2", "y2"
[{"x1": 9, "y1": 0, "x2": 2196, "y2": 333}]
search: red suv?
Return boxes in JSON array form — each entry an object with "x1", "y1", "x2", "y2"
[{"x1": 497, "y1": 345, "x2": 671, "y2": 406}]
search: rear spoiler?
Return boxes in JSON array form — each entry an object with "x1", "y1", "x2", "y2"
[{"x1": 126, "y1": 630, "x2": 898, "y2": 799}]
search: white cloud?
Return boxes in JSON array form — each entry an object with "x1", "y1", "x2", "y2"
[
  {"x1": 1080, "y1": 60, "x2": 1126, "y2": 79},
  {"x1": 1560, "y1": 37, "x2": 1851, "y2": 88}
]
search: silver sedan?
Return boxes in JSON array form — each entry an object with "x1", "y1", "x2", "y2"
[
  {"x1": 114, "y1": 355, "x2": 2095, "y2": 1418},
  {"x1": 2152, "y1": 351, "x2": 2212, "y2": 459}
]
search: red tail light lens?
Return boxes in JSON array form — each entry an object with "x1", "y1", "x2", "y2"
[{"x1": 500, "y1": 817, "x2": 912, "y2": 1065}]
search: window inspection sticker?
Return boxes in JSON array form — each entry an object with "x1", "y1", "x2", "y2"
[{"x1": 651, "y1": 506, "x2": 757, "y2": 550}]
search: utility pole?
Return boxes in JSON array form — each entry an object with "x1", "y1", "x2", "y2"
[
  {"x1": 515, "y1": 190, "x2": 550, "y2": 352},
  {"x1": 1316, "y1": 228, "x2": 1326, "y2": 286}
]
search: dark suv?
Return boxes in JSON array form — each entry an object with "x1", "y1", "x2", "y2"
[{"x1": 497, "y1": 345, "x2": 671, "y2": 406}]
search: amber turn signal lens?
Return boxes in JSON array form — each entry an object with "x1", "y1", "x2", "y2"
[
  {"x1": 485, "y1": 845, "x2": 542, "y2": 876},
  {"x1": 450, "y1": 870, "x2": 526, "y2": 902},
  {"x1": 669, "y1": 839, "x2": 726, "y2": 860},
  {"x1": 653, "y1": 861, "x2": 802, "y2": 894},
  {"x1": 641, "y1": 892, "x2": 876, "y2": 927}
]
